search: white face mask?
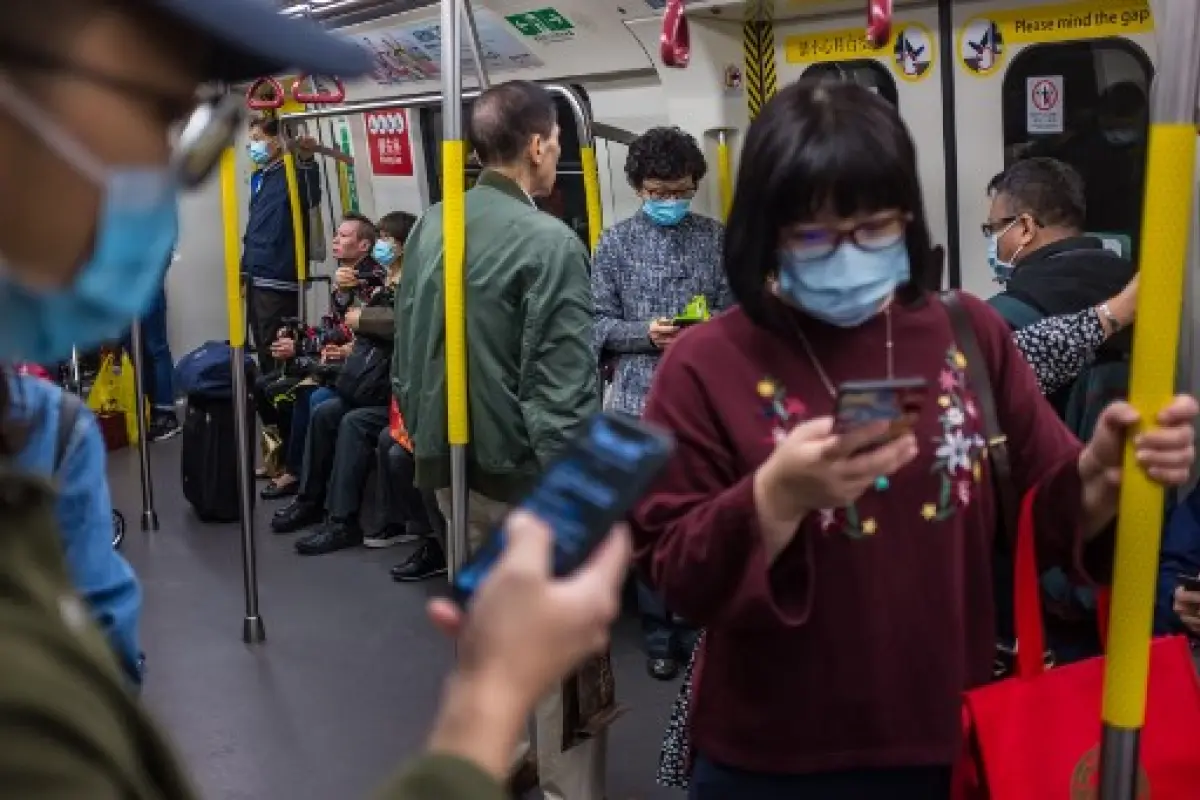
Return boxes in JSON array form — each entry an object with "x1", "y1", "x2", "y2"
[{"x1": 986, "y1": 218, "x2": 1024, "y2": 284}]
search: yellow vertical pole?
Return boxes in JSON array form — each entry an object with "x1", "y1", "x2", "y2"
[
  {"x1": 1099, "y1": 2, "x2": 1200, "y2": 795},
  {"x1": 281, "y1": 152, "x2": 308, "y2": 283},
  {"x1": 580, "y1": 144, "x2": 603, "y2": 251},
  {"x1": 442, "y1": 0, "x2": 471, "y2": 583}
]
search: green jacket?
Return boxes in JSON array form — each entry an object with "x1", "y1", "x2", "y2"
[
  {"x1": 0, "y1": 466, "x2": 504, "y2": 800},
  {"x1": 393, "y1": 170, "x2": 599, "y2": 502}
]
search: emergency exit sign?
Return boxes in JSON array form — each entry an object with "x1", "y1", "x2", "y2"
[{"x1": 505, "y1": 8, "x2": 576, "y2": 43}]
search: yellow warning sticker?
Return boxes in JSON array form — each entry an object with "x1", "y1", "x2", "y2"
[
  {"x1": 784, "y1": 27, "x2": 882, "y2": 64},
  {"x1": 977, "y1": 0, "x2": 1151, "y2": 48}
]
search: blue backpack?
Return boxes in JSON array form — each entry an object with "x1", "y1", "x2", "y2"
[{"x1": 174, "y1": 341, "x2": 256, "y2": 400}]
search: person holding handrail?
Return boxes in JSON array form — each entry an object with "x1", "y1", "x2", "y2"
[{"x1": 0, "y1": 3, "x2": 631, "y2": 799}]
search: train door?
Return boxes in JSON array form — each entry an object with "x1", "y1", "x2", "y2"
[
  {"x1": 951, "y1": 0, "x2": 1156, "y2": 297},
  {"x1": 774, "y1": 3, "x2": 949, "y2": 286},
  {"x1": 418, "y1": 87, "x2": 593, "y2": 245}
]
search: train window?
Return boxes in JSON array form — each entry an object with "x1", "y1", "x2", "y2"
[
  {"x1": 1001, "y1": 40, "x2": 1152, "y2": 261},
  {"x1": 419, "y1": 85, "x2": 592, "y2": 244},
  {"x1": 801, "y1": 60, "x2": 899, "y2": 108}
]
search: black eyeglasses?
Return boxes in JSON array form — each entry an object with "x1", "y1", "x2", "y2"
[
  {"x1": 0, "y1": 42, "x2": 244, "y2": 188},
  {"x1": 980, "y1": 216, "x2": 1017, "y2": 238},
  {"x1": 785, "y1": 214, "x2": 911, "y2": 262}
]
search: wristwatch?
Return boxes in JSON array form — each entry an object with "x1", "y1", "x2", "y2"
[{"x1": 1098, "y1": 302, "x2": 1123, "y2": 333}]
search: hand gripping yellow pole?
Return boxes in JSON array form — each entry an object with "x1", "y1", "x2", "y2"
[
  {"x1": 441, "y1": 0, "x2": 471, "y2": 583},
  {"x1": 1099, "y1": 3, "x2": 1200, "y2": 795},
  {"x1": 220, "y1": 147, "x2": 265, "y2": 644}
]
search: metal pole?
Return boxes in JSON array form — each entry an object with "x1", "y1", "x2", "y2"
[
  {"x1": 278, "y1": 84, "x2": 585, "y2": 127},
  {"x1": 461, "y1": 0, "x2": 491, "y2": 90},
  {"x1": 68, "y1": 345, "x2": 82, "y2": 396},
  {"x1": 128, "y1": 320, "x2": 158, "y2": 531},
  {"x1": 220, "y1": 146, "x2": 265, "y2": 644},
  {"x1": 442, "y1": 0, "x2": 470, "y2": 584},
  {"x1": 1099, "y1": 2, "x2": 1200, "y2": 796},
  {"x1": 936, "y1": 0, "x2": 961, "y2": 290}
]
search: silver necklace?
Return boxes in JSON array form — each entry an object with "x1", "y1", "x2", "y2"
[{"x1": 790, "y1": 306, "x2": 896, "y2": 492}]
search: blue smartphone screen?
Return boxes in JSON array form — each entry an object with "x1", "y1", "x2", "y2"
[{"x1": 452, "y1": 413, "x2": 673, "y2": 602}]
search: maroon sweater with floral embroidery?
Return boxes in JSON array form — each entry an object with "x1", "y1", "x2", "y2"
[{"x1": 630, "y1": 291, "x2": 1113, "y2": 775}]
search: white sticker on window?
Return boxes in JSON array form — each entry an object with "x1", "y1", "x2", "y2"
[{"x1": 1027, "y1": 75, "x2": 1065, "y2": 134}]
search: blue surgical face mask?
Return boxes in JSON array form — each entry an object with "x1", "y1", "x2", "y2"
[
  {"x1": 778, "y1": 240, "x2": 911, "y2": 328},
  {"x1": 643, "y1": 198, "x2": 690, "y2": 227},
  {"x1": 248, "y1": 140, "x2": 273, "y2": 165},
  {"x1": 986, "y1": 219, "x2": 1022, "y2": 284},
  {"x1": 0, "y1": 77, "x2": 179, "y2": 363},
  {"x1": 372, "y1": 239, "x2": 398, "y2": 266}
]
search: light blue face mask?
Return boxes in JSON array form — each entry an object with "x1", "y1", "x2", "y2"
[
  {"x1": 0, "y1": 78, "x2": 178, "y2": 364},
  {"x1": 372, "y1": 239, "x2": 398, "y2": 266},
  {"x1": 986, "y1": 219, "x2": 1022, "y2": 284},
  {"x1": 248, "y1": 140, "x2": 273, "y2": 165},
  {"x1": 643, "y1": 198, "x2": 691, "y2": 227},
  {"x1": 778, "y1": 240, "x2": 911, "y2": 328}
]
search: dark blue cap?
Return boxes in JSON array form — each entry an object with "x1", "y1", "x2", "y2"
[{"x1": 154, "y1": 0, "x2": 373, "y2": 81}]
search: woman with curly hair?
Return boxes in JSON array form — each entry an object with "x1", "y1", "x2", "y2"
[{"x1": 591, "y1": 125, "x2": 731, "y2": 681}]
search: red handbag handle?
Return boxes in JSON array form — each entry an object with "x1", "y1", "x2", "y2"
[
  {"x1": 1014, "y1": 487, "x2": 1048, "y2": 678},
  {"x1": 246, "y1": 77, "x2": 284, "y2": 110},
  {"x1": 866, "y1": 0, "x2": 893, "y2": 48},
  {"x1": 660, "y1": 0, "x2": 690, "y2": 68},
  {"x1": 291, "y1": 75, "x2": 346, "y2": 104}
]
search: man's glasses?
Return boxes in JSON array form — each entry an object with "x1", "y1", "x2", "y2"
[{"x1": 0, "y1": 43, "x2": 245, "y2": 188}]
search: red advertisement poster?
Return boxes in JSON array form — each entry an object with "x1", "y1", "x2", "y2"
[{"x1": 365, "y1": 107, "x2": 414, "y2": 177}]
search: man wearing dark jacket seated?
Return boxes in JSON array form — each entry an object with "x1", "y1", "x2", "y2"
[{"x1": 273, "y1": 278, "x2": 397, "y2": 555}]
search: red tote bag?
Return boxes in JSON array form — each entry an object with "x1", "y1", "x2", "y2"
[{"x1": 956, "y1": 488, "x2": 1200, "y2": 799}]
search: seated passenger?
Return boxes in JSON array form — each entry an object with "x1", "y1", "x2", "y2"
[
  {"x1": 1156, "y1": 483, "x2": 1200, "y2": 668},
  {"x1": 272, "y1": 213, "x2": 409, "y2": 555},
  {"x1": 371, "y1": 398, "x2": 448, "y2": 582},
  {"x1": 256, "y1": 214, "x2": 378, "y2": 497},
  {"x1": 630, "y1": 80, "x2": 1195, "y2": 798},
  {"x1": 9, "y1": 371, "x2": 143, "y2": 686},
  {"x1": 591, "y1": 125, "x2": 728, "y2": 682}
]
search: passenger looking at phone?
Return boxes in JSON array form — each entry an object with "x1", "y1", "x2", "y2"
[
  {"x1": 394, "y1": 80, "x2": 607, "y2": 800},
  {"x1": 330, "y1": 211, "x2": 386, "y2": 316},
  {"x1": 631, "y1": 81, "x2": 1197, "y2": 799},
  {"x1": 242, "y1": 114, "x2": 321, "y2": 368},
  {"x1": 1155, "y1": 482, "x2": 1200, "y2": 671},
  {"x1": 591, "y1": 125, "x2": 729, "y2": 681}
]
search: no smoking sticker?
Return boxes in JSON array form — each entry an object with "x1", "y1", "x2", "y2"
[{"x1": 1027, "y1": 75, "x2": 1064, "y2": 134}]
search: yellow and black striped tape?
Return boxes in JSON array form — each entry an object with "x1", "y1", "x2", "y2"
[{"x1": 743, "y1": 0, "x2": 777, "y2": 121}]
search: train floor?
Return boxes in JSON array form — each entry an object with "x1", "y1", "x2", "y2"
[{"x1": 107, "y1": 438, "x2": 681, "y2": 800}]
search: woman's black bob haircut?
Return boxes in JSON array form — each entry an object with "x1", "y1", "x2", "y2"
[{"x1": 725, "y1": 80, "x2": 939, "y2": 326}]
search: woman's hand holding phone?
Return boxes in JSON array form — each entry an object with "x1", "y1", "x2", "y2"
[
  {"x1": 424, "y1": 512, "x2": 631, "y2": 779},
  {"x1": 754, "y1": 417, "x2": 918, "y2": 562}
]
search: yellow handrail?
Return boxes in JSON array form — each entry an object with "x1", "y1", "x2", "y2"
[
  {"x1": 220, "y1": 149, "x2": 245, "y2": 346},
  {"x1": 580, "y1": 144, "x2": 603, "y2": 251},
  {"x1": 281, "y1": 152, "x2": 308, "y2": 283}
]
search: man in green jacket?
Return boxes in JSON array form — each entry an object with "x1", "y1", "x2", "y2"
[
  {"x1": 393, "y1": 81, "x2": 606, "y2": 799},
  {"x1": 0, "y1": 3, "x2": 630, "y2": 800}
]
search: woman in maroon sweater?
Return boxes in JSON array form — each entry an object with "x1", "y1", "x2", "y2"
[{"x1": 629, "y1": 81, "x2": 1197, "y2": 799}]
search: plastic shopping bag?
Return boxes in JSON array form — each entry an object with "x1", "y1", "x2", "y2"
[{"x1": 87, "y1": 351, "x2": 141, "y2": 450}]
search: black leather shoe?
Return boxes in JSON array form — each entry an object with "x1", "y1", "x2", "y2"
[
  {"x1": 270, "y1": 501, "x2": 323, "y2": 534},
  {"x1": 295, "y1": 520, "x2": 362, "y2": 556},
  {"x1": 260, "y1": 479, "x2": 298, "y2": 501},
  {"x1": 390, "y1": 541, "x2": 447, "y2": 582},
  {"x1": 647, "y1": 657, "x2": 680, "y2": 681}
]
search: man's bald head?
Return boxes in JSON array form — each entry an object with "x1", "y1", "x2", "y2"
[{"x1": 469, "y1": 81, "x2": 559, "y2": 172}]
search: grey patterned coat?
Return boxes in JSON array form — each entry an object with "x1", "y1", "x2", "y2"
[{"x1": 591, "y1": 212, "x2": 732, "y2": 417}]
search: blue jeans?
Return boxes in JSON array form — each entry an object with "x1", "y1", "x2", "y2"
[
  {"x1": 121, "y1": 286, "x2": 174, "y2": 411},
  {"x1": 689, "y1": 756, "x2": 952, "y2": 799},
  {"x1": 286, "y1": 386, "x2": 336, "y2": 476}
]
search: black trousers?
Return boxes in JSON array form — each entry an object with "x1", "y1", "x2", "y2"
[
  {"x1": 298, "y1": 396, "x2": 388, "y2": 521},
  {"x1": 375, "y1": 427, "x2": 434, "y2": 532},
  {"x1": 246, "y1": 286, "x2": 299, "y2": 369}
]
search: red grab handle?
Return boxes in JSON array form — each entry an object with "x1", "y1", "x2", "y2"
[
  {"x1": 291, "y1": 75, "x2": 346, "y2": 104},
  {"x1": 660, "y1": 0, "x2": 690, "y2": 69},
  {"x1": 246, "y1": 77, "x2": 284, "y2": 110},
  {"x1": 866, "y1": 0, "x2": 893, "y2": 47}
]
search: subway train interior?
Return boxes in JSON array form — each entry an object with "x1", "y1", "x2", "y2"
[{"x1": 64, "y1": 0, "x2": 1200, "y2": 797}]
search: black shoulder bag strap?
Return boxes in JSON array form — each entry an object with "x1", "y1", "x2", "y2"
[
  {"x1": 54, "y1": 391, "x2": 83, "y2": 473},
  {"x1": 941, "y1": 292, "x2": 1017, "y2": 543}
]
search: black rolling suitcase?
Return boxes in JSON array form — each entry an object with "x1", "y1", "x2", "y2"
[{"x1": 181, "y1": 393, "x2": 256, "y2": 522}]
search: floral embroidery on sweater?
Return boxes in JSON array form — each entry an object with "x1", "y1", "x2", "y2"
[{"x1": 921, "y1": 349, "x2": 987, "y2": 523}]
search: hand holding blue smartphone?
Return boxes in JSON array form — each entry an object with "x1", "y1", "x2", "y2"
[{"x1": 451, "y1": 412, "x2": 675, "y2": 606}]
